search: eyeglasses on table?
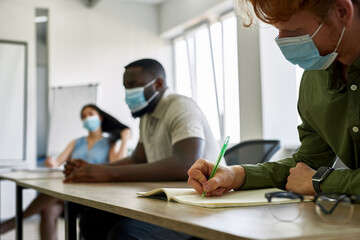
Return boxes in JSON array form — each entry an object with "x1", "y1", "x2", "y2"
[{"x1": 265, "y1": 191, "x2": 360, "y2": 223}]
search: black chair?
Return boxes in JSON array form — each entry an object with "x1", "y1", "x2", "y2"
[{"x1": 224, "y1": 139, "x2": 280, "y2": 165}]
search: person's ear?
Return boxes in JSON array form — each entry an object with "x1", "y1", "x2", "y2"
[
  {"x1": 154, "y1": 78, "x2": 164, "y2": 90},
  {"x1": 334, "y1": 0, "x2": 354, "y2": 28}
]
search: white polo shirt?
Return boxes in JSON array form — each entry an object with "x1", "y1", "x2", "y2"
[{"x1": 139, "y1": 90, "x2": 225, "y2": 165}]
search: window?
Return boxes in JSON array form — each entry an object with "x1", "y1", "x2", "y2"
[
  {"x1": 173, "y1": 14, "x2": 240, "y2": 143},
  {"x1": 295, "y1": 66, "x2": 304, "y2": 125},
  {"x1": 258, "y1": 22, "x2": 300, "y2": 148}
]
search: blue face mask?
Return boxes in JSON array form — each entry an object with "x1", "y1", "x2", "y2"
[
  {"x1": 275, "y1": 23, "x2": 346, "y2": 70},
  {"x1": 83, "y1": 115, "x2": 101, "y2": 132},
  {"x1": 125, "y1": 79, "x2": 159, "y2": 114}
]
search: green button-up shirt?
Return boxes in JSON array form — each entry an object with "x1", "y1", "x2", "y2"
[{"x1": 242, "y1": 57, "x2": 360, "y2": 194}]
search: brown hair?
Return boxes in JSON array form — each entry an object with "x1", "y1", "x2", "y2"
[{"x1": 235, "y1": 0, "x2": 337, "y2": 27}]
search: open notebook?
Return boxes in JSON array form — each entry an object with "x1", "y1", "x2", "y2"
[{"x1": 137, "y1": 188, "x2": 303, "y2": 208}]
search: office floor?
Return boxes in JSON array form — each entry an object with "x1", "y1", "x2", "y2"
[{"x1": 1, "y1": 217, "x2": 66, "y2": 240}]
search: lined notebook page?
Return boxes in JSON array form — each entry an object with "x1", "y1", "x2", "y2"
[
  {"x1": 172, "y1": 188, "x2": 281, "y2": 208},
  {"x1": 137, "y1": 188, "x2": 198, "y2": 201},
  {"x1": 137, "y1": 188, "x2": 295, "y2": 208}
]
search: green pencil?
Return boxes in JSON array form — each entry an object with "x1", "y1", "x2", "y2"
[{"x1": 201, "y1": 136, "x2": 230, "y2": 199}]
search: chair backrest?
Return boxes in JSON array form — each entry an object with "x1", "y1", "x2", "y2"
[{"x1": 224, "y1": 140, "x2": 280, "y2": 166}]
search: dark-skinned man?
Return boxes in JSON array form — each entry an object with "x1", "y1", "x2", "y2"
[{"x1": 63, "y1": 58, "x2": 224, "y2": 240}]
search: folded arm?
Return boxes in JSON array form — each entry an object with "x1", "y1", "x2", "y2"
[{"x1": 64, "y1": 137, "x2": 204, "y2": 183}]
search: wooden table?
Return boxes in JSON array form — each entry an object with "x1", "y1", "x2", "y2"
[
  {"x1": 0, "y1": 170, "x2": 63, "y2": 181},
  {"x1": 15, "y1": 179, "x2": 360, "y2": 240},
  {"x1": 0, "y1": 171, "x2": 64, "y2": 240}
]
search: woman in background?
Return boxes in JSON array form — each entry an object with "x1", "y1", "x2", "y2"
[{"x1": 0, "y1": 104, "x2": 131, "y2": 240}]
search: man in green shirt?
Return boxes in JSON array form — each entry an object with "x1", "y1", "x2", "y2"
[{"x1": 188, "y1": 0, "x2": 360, "y2": 196}]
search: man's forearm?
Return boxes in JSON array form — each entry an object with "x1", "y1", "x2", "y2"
[
  {"x1": 241, "y1": 157, "x2": 296, "y2": 190},
  {"x1": 322, "y1": 168, "x2": 360, "y2": 195},
  {"x1": 107, "y1": 157, "x2": 190, "y2": 182},
  {"x1": 105, "y1": 157, "x2": 135, "y2": 166}
]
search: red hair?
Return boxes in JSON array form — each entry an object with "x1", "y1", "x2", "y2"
[{"x1": 235, "y1": 0, "x2": 336, "y2": 26}]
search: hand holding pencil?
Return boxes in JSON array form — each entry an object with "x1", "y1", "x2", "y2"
[
  {"x1": 201, "y1": 136, "x2": 230, "y2": 198},
  {"x1": 187, "y1": 137, "x2": 246, "y2": 197}
]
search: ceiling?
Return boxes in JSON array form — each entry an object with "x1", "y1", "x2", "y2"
[
  {"x1": 121, "y1": 0, "x2": 167, "y2": 4},
  {"x1": 86, "y1": 0, "x2": 168, "y2": 8}
]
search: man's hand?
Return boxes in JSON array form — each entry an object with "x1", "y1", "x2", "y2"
[
  {"x1": 63, "y1": 159, "x2": 88, "y2": 177},
  {"x1": 63, "y1": 162, "x2": 112, "y2": 183},
  {"x1": 286, "y1": 162, "x2": 317, "y2": 195},
  {"x1": 187, "y1": 159, "x2": 245, "y2": 197}
]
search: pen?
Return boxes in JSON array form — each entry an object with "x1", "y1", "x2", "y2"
[{"x1": 201, "y1": 136, "x2": 230, "y2": 199}]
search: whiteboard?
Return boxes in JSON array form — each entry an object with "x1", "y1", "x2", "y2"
[
  {"x1": 47, "y1": 85, "x2": 97, "y2": 156},
  {"x1": 0, "y1": 41, "x2": 27, "y2": 161}
]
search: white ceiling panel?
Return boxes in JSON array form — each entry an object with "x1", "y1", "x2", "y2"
[{"x1": 119, "y1": 0, "x2": 167, "y2": 4}]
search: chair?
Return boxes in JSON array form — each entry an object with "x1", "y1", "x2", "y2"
[{"x1": 224, "y1": 139, "x2": 280, "y2": 165}]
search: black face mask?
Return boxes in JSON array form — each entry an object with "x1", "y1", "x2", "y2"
[
  {"x1": 131, "y1": 106, "x2": 151, "y2": 118},
  {"x1": 131, "y1": 88, "x2": 166, "y2": 118}
]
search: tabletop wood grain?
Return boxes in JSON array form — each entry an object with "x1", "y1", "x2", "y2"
[
  {"x1": 0, "y1": 170, "x2": 64, "y2": 181},
  {"x1": 16, "y1": 179, "x2": 360, "y2": 240}
]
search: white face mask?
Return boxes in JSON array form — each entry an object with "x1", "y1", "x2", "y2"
[
  {"x1": 124, "y1": 79, "x2": 159, "y2": 113},
  {"x1": 276, "y1": 23, "x2": 346, "y2": 70},
  {"x1": 83, "y1": 115, "x2": 101, "y2": 132}
]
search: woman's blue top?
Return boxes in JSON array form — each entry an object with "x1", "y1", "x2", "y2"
[{"x1": 71, "y1": 137, "x2": 110, "y2": 164}]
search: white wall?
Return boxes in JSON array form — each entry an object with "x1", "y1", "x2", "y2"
[
  {"x1": 237, "y1": 21, "x2": 263, "y2": 141},
  {"x1": 48, "y1": 0, "x2": 172, "y2": 147},
  {"x1": 0, "y1": 0, "x2": 171, "y2": 220},
  {"x1": 258, "y1": 22, "x2": 300, "y2": 148},
  {"x1": 0, "y1": 1, "x2": 37, "y2": 167},
  {"x1": 0, "y1": 0, "x2": 172, "y2": 158}
]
